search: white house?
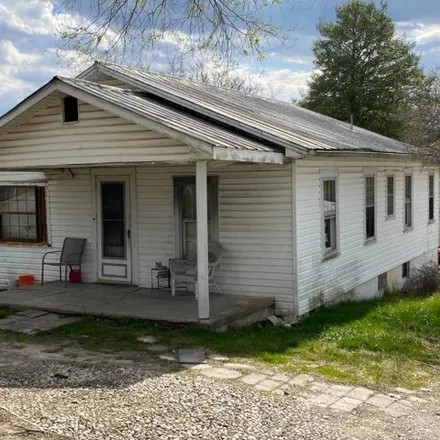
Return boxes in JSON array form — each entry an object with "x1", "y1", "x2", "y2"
[{"x1": 0, "y1": 62, "x2": 437, "y2": 321}]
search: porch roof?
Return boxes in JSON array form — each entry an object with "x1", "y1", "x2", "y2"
[{"x1": 0, "y1": 77, "x2": 285, "y2": 166}]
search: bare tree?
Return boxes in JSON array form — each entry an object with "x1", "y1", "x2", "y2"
[
  {"x1": 56, "y1": 0, "x2": 295, "y2": 68},
  {"x1": 168, "y1": 56, "x2": 263, "y2": 94},
  {"x1": 402, "y1": 69, "x2": 440, "y2": 161}
]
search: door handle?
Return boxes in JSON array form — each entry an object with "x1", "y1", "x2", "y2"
[{"x1": 127, "y1": 229, "x2": 131, "y2": 239}]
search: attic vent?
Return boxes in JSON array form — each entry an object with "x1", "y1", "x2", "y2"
[{"x1": 62, "y1": 96, "x2": 79, "y2": 123}]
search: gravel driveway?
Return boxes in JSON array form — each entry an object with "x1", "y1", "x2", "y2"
[{"x1": 0, "y1": 343, "x2": 438, "y2": 440}]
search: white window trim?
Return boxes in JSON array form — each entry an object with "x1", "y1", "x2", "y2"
[
  {"x1": 320, "y1": 170, "x2": 339, "y2": 261},
  {"x1": 385, "y1": 174, "x2": 395, "y2": 220},
  {"x1": 364, "y1": 171, "x2": 377, "y2": 244},
  {"x1": 428, "y1": 173, "x2": 435, "y2": 224},
  {"x1": 403, "y1": 171, "x2": 413, "y2": 232}
]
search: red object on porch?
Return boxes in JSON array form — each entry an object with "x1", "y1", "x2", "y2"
[
  {"x1": 17, "y1": 274, "x2": 35, "y2": 287},
  {"x1": 69, "y1": 269, "x2": 81, "y2": 284}
]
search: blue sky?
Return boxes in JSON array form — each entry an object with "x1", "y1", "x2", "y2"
[{"x1": 0, "y1": 0, "x2": 439, "y2": 116}]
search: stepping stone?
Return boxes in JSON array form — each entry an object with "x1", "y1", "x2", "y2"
[
  {"x1": 290, "y1": 374, "x2": 315, "y2": 386},
  {"x1": 310, "y1": 382, "x2": 329, "y2": 393},
  {"x1": 182, "y1": 363, "x2": 212, "y2": 370},
  {"x1": 137, "y1": 335, "x2": 157, "y2": 344},
  {"x1": 254, "y1": 379, "x2": 282, "y2": 392},
  {"x1": 159, "y1": 353, "x2": 177, "y2": 362},
  {"x1": 325, "y1": 384, "x2": 353, "y2": 397},
  {"x1": 366, "y1": 393, "x2": 395, "y2": 409},
  {"x1": 223, "y1": 363, "x2": 254, "y2": 370},
  {"x1": 178, "y1": 347, "x2": 206, "y2": 364},
  {"x1": 330, "y1": 396, "x2": 363, "y2": 412},
  {"x1": 146, "y1": 344, "x2": 169, "y2": 353},
  {"x1": 200, "y1": 367, "x2": 241, "y2": 379},
  {"x1": 382, "y1": 402, "x2": 411, "y2": 418},
  {"x1": 241, "y1": 373, "x2": 267, "y2": 385},
  {"x1": 346, "y1": 387, "x2": 374, "y2": 401},
  {"x1": 272, "y1": 373, "x2": 290, "y2": 383},
  {"x1": 312, "y1": 393, "x2": 340, "y2": 407}
]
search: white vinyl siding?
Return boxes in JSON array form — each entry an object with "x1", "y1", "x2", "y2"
[
  {"x1": 295, "y1": 157, "x2": 438, "y2": 315},
  {"x1": 136, "y1": 163, "x2": 294, "y2": 315},
  {"x1": 0, "y1": 101, "x2": 190, "y2": 168}
]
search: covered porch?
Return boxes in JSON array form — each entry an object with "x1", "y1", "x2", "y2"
[{"x1": 0, "y1": 282, "x2": 274, "y2": 330}]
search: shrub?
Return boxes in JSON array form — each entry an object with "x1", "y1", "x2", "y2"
[{"x1": 401, "y1": 262, "x2": 440, "y2": 297}]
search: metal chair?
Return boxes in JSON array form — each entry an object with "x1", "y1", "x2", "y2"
[
  {"x1": 41, "y1": 238, "x2": 87, "y2": 287},
  {"x1": 170, "y1": 241, "x2": 225, "y2": 298}
]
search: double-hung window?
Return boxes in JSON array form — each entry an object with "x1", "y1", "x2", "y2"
[
  {"x1": 322, "y1": 178, "x2": 338, "y2": 256},
  {"x1": 0, "y1": 186, "x2": 47, "y2": 243},
  {"x1": 386, "y1": 175, "x2": 395, "y2": 218},
  {"x1": 404, "y1": 174, "x2": 412, "y2": 229},
  {"x1": 173, "y1": 176, "x2": 219, "y2": 258},
  {"x1": 428, "y1": 174, "x2": 435, "y2": 222},
  {"x1": 365, "y1": 175, "x2": 376, "y2": 240}
]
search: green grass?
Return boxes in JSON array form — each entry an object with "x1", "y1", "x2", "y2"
[{"x1": 0, "y1": 294, "x2": 439, "y2": 389}]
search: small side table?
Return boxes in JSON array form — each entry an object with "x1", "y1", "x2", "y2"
[{"x1": 150, "y1": 267, "x2": 171, "y2": 290}]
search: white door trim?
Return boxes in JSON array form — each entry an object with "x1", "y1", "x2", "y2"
[{"x1": 91, "y1": 167, "x2": 138, "y2": 285}]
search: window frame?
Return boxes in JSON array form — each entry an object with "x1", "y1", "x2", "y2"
[
  {"x1": 364, "y1": 172, "x2": 376, "y2": 243},
  {"x1": 385, "y1": 175, "x2": 395, "y2": 220},
  {"x1": 173, "y1": 175, "x2": 219, "y2": 258},
  {"x1": 0, "y1": 185, "x2": 48, "y2": 244},
  {"x1": 62, "y1": 96, "x2": 79, "y2": 124},
  {"x1": 428, "y1": 173, "x2": 435, "y2": 223},
  {"x1": 404, "y1": 171, "x2": 413, "y2": 231},
  {"x1": 320, "y1": 170, "x2": 339, "y2": 261}
]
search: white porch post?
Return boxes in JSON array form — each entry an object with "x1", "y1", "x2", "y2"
[{"x1": 196, "y1": 160, "x2": 210, "y2": 319}]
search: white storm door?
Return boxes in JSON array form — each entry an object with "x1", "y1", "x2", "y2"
[{"x1": 96, "y1": 176, "x2": 132, "y2": 283}]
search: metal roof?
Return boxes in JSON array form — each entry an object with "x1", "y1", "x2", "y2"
[
  {"x1": 0, "y1": 76, "x2": 277, "y2": 154},
  {"x1": 90, "y1": 62, "x2": 411, "y2": 155}
]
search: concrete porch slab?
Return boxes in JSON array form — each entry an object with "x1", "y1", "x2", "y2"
[{"x1": 0, "y1": 282, "x2": 275, "y2": 330}]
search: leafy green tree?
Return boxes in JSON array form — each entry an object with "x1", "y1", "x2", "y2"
[{"x1": 300, "y1": 0, "x2": 422, "y2": 139}]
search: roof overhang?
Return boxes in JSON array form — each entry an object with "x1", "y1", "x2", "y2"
[{"x1": 0, "y1": 77, "x2": 287, "y2": 166}]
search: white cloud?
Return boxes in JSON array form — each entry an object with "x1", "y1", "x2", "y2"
[
  {"x1": 0, "y1": 0, "x2": 79, "y2": 36},
  {"x1": 397, "y1": 21, "x2": 440, "y2": 45}
]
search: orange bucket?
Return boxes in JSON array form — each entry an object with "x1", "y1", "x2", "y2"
[{"x1": 17, "y1": 274, "x2": 35, "y2": 287}]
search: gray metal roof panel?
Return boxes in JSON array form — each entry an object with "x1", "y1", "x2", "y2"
[
  {"x1": 97, "y1": 62, "x2": 410, "y2": 155},
  {"x1": 56, "y1": 77, "x2": 276, "y2": 153}
]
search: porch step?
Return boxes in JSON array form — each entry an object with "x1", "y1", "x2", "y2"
[{"x1": 201, "y1": 297, "x2": 275, "y2": 331}]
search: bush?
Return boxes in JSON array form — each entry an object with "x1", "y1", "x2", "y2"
[{"x1": 401, "y1": 262, "x2": 440, "y2": 296}]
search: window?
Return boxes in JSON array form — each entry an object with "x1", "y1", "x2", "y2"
[
  {"x1": 386, "y1": 176, "x2": 394, "y2": 218},
  {"x1": 173, "y1": 176, "x2": 218, "y2": 258},
  {"x1": 0, "y1": 187, "x2": 47, "y2": 243},
  {"x1": 404, "y1": 174, "x2": 412, "y2": 228},
  {"x1": 365, "y1": 176, "x2": 375, "y2": 240},
  {"x1": 429, "y1": 174, "x2": 435, "y2": 222},
  {"x1": 62, "y1": 96, "x2": 79, "y2": 123},
  {"x1": 322, "y1": 179, "x2": 337, "y2": 255},
  {"x1": 378, "y1": 272, "x2": 388, "y2": 291},
  {"x1": 402, "y1": 261, "x2": 410, "y2": 278}
]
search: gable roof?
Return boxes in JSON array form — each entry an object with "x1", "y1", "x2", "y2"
[
  {"x1": 0, "y1": 76, "x2": 284, "y2": 162},
  {"x1": 79, "y1": 62, "x2": 412, "y2": 156}
]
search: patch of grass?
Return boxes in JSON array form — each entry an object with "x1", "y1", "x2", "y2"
[{"x1": 0, "y1": 296, "x2": 439, "y2": 389}]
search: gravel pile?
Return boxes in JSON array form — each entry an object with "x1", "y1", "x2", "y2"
[{"x1": 0, "y1": 345, "x2": 438, "y2": 440}]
